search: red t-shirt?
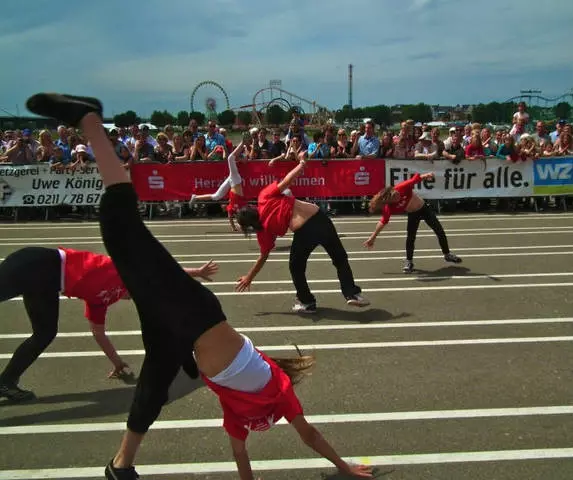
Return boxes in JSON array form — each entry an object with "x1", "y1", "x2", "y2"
[
  {"x1": 465, "y1": 144, "x2": 485, "y2": 158},
  {"x1": 226, "y1": 190, "x2": 247, "y2": 215},
  {"x1": 202, "y1": 351, "x2": 303, "y2": 440},
  {"x1": 380, "y1": 173, "x2": 422, "y2": 225},
  {"x1": 256, "y1": 182, "x2": 295, "y2": 255},
  {"x1": 59, "y1": 248, "x2": 127, "y2": 325}
]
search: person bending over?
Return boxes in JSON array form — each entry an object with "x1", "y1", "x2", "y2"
[
  {"x1": 364, "y1": 172, "x2": 461, "y2": 273},
  {"x1": 235, "y1": 159, "x2": 369, "y2": 313}
]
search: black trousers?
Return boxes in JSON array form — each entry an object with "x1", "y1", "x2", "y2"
[
  {"x1": 0, "y1": 247, "x2": 61, "y2": 385},
  {"x1": 98, "y1": 183, "x2": 226, "y2": 433},
  {"x1": 289, "y1": 210, "x2": 361, "y2": 305},
  {"x1": 406, "y1": 204, "x2": 450, "y2": 261}
]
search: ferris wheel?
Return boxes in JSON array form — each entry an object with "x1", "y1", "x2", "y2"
[{"x1": 190, "y1": 81, "x2": 230, "y2": 122}]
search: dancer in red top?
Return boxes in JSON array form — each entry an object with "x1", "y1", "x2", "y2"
[
  {"x1": 364, "y1": 172, "x2": 462, "y2": 273},
  {"x1": 235, "y1": 159, "x2": 369, "y2": 313},
  {"x1": 0, "y1": 246, "x2": 217, "y2": 401},
  {"x1": 26, "y1": 93, "x2": 372, "y2": 480},
  {"x1": 189, "y1": 136, "x2": 251, "y2": 232}
]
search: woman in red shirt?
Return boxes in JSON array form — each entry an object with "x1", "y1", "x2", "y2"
[
  {"x1": 26, "y1": 93, "x2": 372, "y2": 480},
  {"x1": 234, "y1": 160, "x2": 370, "y2": 313},
  {"x1": 0, "y1": 246, "x2": 217, "y2": 402},
  {"x1": 364, "y1": 172, "x2": 462, "y2": 273},
  {"x1": 189, "y1": 136, "x2": 251, "y2": 232}
]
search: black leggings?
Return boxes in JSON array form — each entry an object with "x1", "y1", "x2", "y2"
[
  {"x1": 98, "y1": 182, "x2": 226, "y2": 433},
  {"x1": 289, "y1": 210, "x2": 361, "y2": 305},
  {"x1": 406, "y1": 204, "x2": 450, "y2": 261},
  {"x1": 0, "y1": 247, "x2": 61, "y2": 385}
]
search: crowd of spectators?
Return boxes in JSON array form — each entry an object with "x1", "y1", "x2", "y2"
[{"x1": 1, "y1": 104, "x2": 571, "y2": 169}]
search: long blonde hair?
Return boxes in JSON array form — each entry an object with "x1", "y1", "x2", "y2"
[{"x1": 270, "y1": 345, "x2": 315, "y2": 385}]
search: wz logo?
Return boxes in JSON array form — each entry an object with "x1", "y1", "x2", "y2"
[
  {"x1": 0, "y1": 180, "x2": 13, "y2": 204},
  {"x1": 534, "y1": 158, "x2": 573, "y2": 186}
]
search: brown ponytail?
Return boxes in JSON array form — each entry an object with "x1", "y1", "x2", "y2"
[
  {"x1": 270, "y1": 345, "x2": 315, "y2": 385},
  {"x1": 369, "y1": 186, "x2": 393, "y2": 213}
]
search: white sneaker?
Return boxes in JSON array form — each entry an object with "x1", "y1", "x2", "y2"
[
  {"x1": 292, "y1": 299, "x2": 317, "y2": 314},
  {"x1": 346, "y1": 294, "x2": 370, "y2": 307}
]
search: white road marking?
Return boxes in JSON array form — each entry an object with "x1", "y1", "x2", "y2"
[
  {"x1": 1, "y1": 336, "x2": 571, "y2": 359},
  {"x1": 0, "y1": 448, "x2": 572, "y2": 478},
  {"x1": 1, "y1": 317, "x2": 572, "y2": 340},
  {"x1": 1, "y1": 405, "x2": 571, "y2": 435}
]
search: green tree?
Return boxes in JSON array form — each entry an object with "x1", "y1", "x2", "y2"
[
  {"x1": 237, "y1": 111, "x2": 252, "y2": 126},
  {"x1": 149, "y1": 110, "x2": 176, "y2": 128},
  {"x1": 218, "y1": 109, "x2": 236, "y2": 126},
  {"x1": 401, "y1": 103, "x2": 433, "y2": 123},
  {"x1": 113, "y1": 110, "x2": 140, "y2": 127},
  {"x1": 189, "y1": 111, "x2": 206, "y2": 125},
  {"x1": 363, "y1": 105, "x2": 392, "y2": 127},
  {"x1": 265, "y1": 105, "x2": 287, "y2": 125},
  {"x1": 176, "y1": 110, "x2": 190, "y2": 127},
  {"x1": 554, "y1": 102, "x2": 571, "y2": 120},
  {"x1": 334, "y1": 104, "x2": 353, "y2": 123}
]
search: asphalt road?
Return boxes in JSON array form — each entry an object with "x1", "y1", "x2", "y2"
[{"x1": 0, "y1": 211, "x2": 572, "y2": 479}]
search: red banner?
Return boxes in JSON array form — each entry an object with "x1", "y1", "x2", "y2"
[{"x1": 131, "y1": 159, "x2": 386, "y2": 201}]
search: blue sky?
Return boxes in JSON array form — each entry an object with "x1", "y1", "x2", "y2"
[{"x1": 1, "y1": 0, "x2": 572, "y2": 118}]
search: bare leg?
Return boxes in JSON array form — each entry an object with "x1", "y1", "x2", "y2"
[{"x1": 113, "y1": 430, "x2": 144, "y2": 468}]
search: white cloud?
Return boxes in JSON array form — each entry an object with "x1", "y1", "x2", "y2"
[{"x1": 1, "y1": 0, "x2": 572, "y2": 114}]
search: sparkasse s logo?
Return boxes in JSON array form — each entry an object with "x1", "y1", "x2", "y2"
[
  {"x1": 0, "y1": 179, "x2": 13, "y2": 203},
  {"x1": 148, "y1": 170, "x2": 165, "y2": 189},
  {"x1": 354, "y1": 166, "x2": 370, "y2": 186}
]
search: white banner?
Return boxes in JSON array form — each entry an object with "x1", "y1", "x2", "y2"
[
  {"x1": 385, "y1": 159, "x2": 534, "y2": 198},
  {"x1": 0, "y1": 165, "x2": 104, "y2": 207}
]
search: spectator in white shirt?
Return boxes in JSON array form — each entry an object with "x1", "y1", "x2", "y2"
[
  {"x1": 512, "y1": 102, "x2": 530, "y2": 129},
  {"x1": 414, "y1": 132, "x2": 439, "y2": 161}
]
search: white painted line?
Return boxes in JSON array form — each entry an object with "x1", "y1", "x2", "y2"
[
  {"x1": 130, "y1": 244, "x2": 573, "y2": 259},
  {"x1": 2, "y1": 244, "x2": 573, "y2": 263},
  {"x1": 0, "y1": 225, "x2": 571, "y2": 242},
  {"x1": 2, "y1": 317, "x2": 572, "y2": 340},
  {"x1": 1, "y1": 448, "x2": 572, "y2": 478},
  {"x1": 0, "y1": 212, "x2": 570, "y2": 230},
  {"x1": 1, "y1": 336, "x2": 571, "y2": 359},
  {"x1": 0, "y1": 229, "x2": 571, "y2": 247},
  {"x1": 205, "y1": 272, "x2": 573, "y2": 286},
  {"x1": 6, "y1": 280, "x2": 573, "y2": 304},
  {"x1": 1, "y1": 405, "x2": 571, "y2": 435}
]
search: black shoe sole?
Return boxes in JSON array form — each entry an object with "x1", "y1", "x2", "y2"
[{"x1": 26, "y1": 93, "x2": 103, "y2": 127}]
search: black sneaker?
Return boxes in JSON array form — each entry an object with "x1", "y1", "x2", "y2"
[
  {"x1": 403, "y1": 260, "x2": 414, "y2": 273},
  {"x1": 0, "y1": 382, "x2": 35, "y2": 402},
  {"x1": 444, "y1": 253, "x2": 462, "y2": 264},
  {"x1": 105, "y1": 459, "x2": 139, "y2": 480},
  {"x1": 26, "y1": 93, "x2": 103, "y2": 127}
]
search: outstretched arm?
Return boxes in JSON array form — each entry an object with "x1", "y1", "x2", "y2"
[
  {"x1": 229, "y1": 436, "x2": 255, "y2": 480},
  {"x1": 90, "y1": 322, "x2": 131, "y2": 378},
  {"x1": 277, "y1": 159, "x2": 306, "y2": 192},
  {"x1": 184, "y1": 260, "x2": 219, "y2": 282},
  {"x1": 363, "y1": 221, "x2": 386, "y2": 249},
  {"x1": 236, "y1": 252, "x2": 269, "y2": 292},
  {"x1": 292, "y1": 416, "x2": 372, "y2": 478}
]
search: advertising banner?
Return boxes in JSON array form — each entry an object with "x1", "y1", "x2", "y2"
[
  {"x1": 532, "y1": 156, "x2": 573, "y2": 195},
  {"x1": 130, "y1": 159, "x2": 386, "y2": 201},
  {"x1": 0, "y1": 165, "x2": 104, "y2": 207},
  {"x1": 385, "y1": 159, "x2": 534, "y2": 198}
]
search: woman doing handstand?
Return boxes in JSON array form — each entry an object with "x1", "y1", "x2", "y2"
[
  {"x1": 26, "y1": 93, "x2": 372, "y2": 480},
  {"x1": 189, "y1": 135, "x2": 251, "y2": 231}
]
